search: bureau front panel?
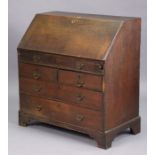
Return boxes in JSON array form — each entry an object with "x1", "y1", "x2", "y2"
[
  {"x1": 18, "y1": 51, "x2": 104, "y2": 74},
  {"x1": 20, "y1": 78, "x2": 103, "y2": 110},
  {"x1": 20, "y1": 94, "x2": 103, "y2": 130}
]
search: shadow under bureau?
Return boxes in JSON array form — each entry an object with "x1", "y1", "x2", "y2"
[{"x1": 17, "y1": 11, "x2": 141, "y2": 149}]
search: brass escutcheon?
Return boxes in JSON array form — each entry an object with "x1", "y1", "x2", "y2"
[
  {"x1": 76, "y1": 81, "x2": 85, "y2": 87},
  {"x1": 76, "y1": 74, "x2": 85, "y2": 87}
]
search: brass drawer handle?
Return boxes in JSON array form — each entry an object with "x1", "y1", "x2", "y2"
[
  {"x1": 35, "y1": 105, "x2": 42, "y2": 111},
  {"x1": 76, "y1": 114, "x2": 85, "y2": 122},
  {"x1": 96, "y1": 63, "x2": 103, "y2": 70},
  {"x1": 33, "y1": 86, "x2": 42, "y2": 92},
  {"x1": 76, "y1": 82, "x2": 85, "y2": 87},
  {"x1": 77, "y1": 63, "x2": 85, "y2": 70},
  {"x1": 76, "y1": 95, "x2": 85, "y2": 102},
  {"x1": 33, "y1": 72, "x2": 41, "y2": 79},
  {"x1": 33, "y1": 55, "x2": 41, "y2": 63}
]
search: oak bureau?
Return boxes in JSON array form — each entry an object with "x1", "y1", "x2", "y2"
[{"x1": 17, "y1": 11, "x2": 141, "y2": 149}]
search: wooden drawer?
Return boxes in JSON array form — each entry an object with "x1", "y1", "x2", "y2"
[
  {"x1": 58, "y1": 85, "x2": 102, "y2": 110},
  {"x1": 19, "y1": 63, "x2": 57, "y2": 82},
  {"x1": 18, "y1": 50, "x2": 104, "y2": 74},
  {"x1": 59, "y1": 70, "x2": 103, "y2": 91},
  {"x1": 20, "y1": 78, "x2": 102, "y2": 110},
  {"x1": 20, "y1": 78, "x2": 58, "y2": 99},
  {"x1": 20, "y1": 94, "x2": 103, "y2": 130}
]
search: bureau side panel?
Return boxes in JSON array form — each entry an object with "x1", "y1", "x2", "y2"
[{"x1": 104, "y1": 19, "x2": 141, "y2": 130}]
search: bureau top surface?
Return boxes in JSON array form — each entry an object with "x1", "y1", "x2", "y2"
[{"x1": 18, "y1": 11, "x2": 138, "y2": 60}]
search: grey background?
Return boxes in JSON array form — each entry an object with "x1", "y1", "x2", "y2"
[{"x1": 8, "y1": 0, "x2": 147, "y2": 155}]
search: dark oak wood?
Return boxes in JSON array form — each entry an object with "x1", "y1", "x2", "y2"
[
  {"x1": 19, "y1": 63, "x2": 58, "y2": 82},
  {"x1": 104, "y1": 19, "x2": 141, "y2": 130},
  {"x1": 59, "y1": 70, "x2": 103, "y2": 91},
  {"x1": 18, "y1": 11, "x2": 141, "y2": 149},
  {"x1": 20, "y1": 94, "x2": 103, "y2": 130},
  {"x1": 18, "y1": 13, "x2": 121, "y2": 60},
  {"x1": 20, "y1": 78, "x2": 103, "y2": 110},
  {"x1": 18, "y1": 50, "x2": 104, "y2": 74}
]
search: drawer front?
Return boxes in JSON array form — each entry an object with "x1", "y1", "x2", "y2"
[
  {"x1": 20, "y1": 94, "x2": 103, "y2": 130},
  {"x1": 59, "y1": 70, "x2": 103, "y2": 91},
  {"x1": 18, "y1": 51, "x2": 104, "y2": 74},
  {"x1": 58, "y1": 85, "x2": 102, "y2": 110},
  {"x1": 19, "y1": 63, "x2": 57, "y2": 82},
  {"x1": 20, "y1": 78, "x2": 102, "y2": 110},
  {"x1": 20, "y1": 78, "x2": 58, "y2": 99}
]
